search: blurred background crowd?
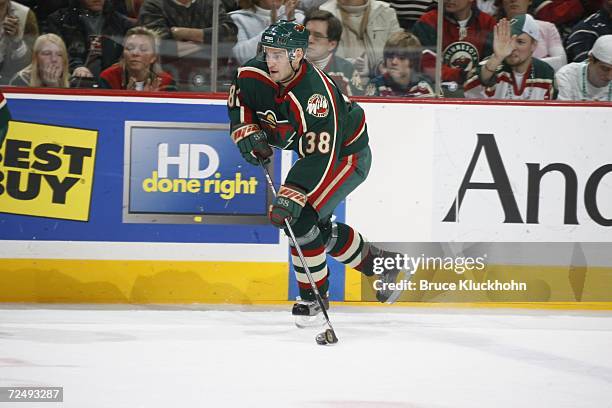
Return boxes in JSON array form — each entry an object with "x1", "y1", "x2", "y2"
[{"x1": 0, "y1": 0, "x2": 610, "y2": 100}]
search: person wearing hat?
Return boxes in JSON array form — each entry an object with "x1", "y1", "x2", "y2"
[
  {"x1": 556, "y1": 34, "x2": 612, "y2": 101},
  {"x1": 464, "y1": 14, "x2": 556, "y2": 99},
  {"x1": 490, "y1": 0, "x2": 567, "y2": 72}
]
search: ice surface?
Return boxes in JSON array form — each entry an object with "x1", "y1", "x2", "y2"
[{"x1": 1, "y1": 305, "x2": 612, "y2": 408}]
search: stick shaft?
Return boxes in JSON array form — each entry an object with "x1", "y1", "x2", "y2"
[{"x1": 260, "y1": 161, "x2": 335, "y2": 333}]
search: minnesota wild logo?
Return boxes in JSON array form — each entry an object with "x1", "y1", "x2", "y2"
[
  {"x1": 306, "y1": 94, "x2": 329, "y2": 118},
  {"x1": 443, "y1": 41, "x2": 480, "y2": 72}
]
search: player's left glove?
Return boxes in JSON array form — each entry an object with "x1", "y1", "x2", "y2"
[{"x1": 269, "y1": 184, "x2": 307, "y2": 228}]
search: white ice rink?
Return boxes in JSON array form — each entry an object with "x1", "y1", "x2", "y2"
[{"x1": 1, "y1": 305, "x2": 612, "y2": 408}]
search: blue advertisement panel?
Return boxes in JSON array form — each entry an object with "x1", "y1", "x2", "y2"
[
  {"x1": 0, "y1": 97, "x2": 279, "y2": 244},
  {"x1": 125, "y1": 122, "x2": 271, "y2": 223},
  {"x1": 0, "y1": 95, "x2": 347, "y2": 301}
]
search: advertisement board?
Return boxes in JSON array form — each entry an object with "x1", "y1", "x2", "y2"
[
  {"x1": 123, "y1": 121, "x2": 272, "y2": 224},
  {"x1": 0, "y1": 121, "x2": 98, "y2": 221},
  {"x1": 1, "y1": 92, "x2": 611, "y2": 304},
  {"x1": 0, "y1": 95, "x2": 279, "y2": 245},
  {"x1": 432, "y1": 105, "x2": 612, "y2": 241},
  {"x1": 348, "y1": 103, "x2": 612, "y2": 242}
]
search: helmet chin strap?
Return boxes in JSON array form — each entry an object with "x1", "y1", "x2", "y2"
[{"x1": 278, "y1": 50, "x2": 302, "y2": 85}]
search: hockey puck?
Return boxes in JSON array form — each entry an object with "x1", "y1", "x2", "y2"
[{"x1": 315, "y1": 329, "x2": 338, "y2": 345}]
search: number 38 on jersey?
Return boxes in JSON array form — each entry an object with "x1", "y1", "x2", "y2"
[{"x1": 301, "y1": 131, "x2": 331, "y2": 155}]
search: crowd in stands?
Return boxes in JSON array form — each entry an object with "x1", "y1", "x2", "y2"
[{"x1": 0, "y1": 0, "x2": 610, "y2": 100}]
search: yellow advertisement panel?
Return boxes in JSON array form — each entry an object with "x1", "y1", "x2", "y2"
[{"x1": 0, "y1": 121, "x2": 98, "y2": 221}]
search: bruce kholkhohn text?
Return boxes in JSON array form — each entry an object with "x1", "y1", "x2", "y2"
[{"x1": 373, "y1": 279, "x2": 528, "y2": 292}]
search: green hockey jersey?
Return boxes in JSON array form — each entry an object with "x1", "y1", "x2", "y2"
[
  {"x1": 228, "y1": 58, "x2": 369, "y2": 212},
  {"x1": 0, "y1": 92, "x2": 10, "y2": 146}
]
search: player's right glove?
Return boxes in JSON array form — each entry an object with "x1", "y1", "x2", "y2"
[
  {"x1": 269, "y1": 184, "x2": 307, "y2": 228},
  {"x1": 231, "y1": 125, "x2": 273, "y2": 166}
]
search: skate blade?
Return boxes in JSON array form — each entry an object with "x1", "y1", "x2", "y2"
[
  {"x1": 377, "y1": 270, "x2": 407, "y2": 304},
  {"x1": 295, "y1": 313, "x2": 325, "y2": 329}
]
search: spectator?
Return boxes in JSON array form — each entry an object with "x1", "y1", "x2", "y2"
[
  {"x1": 583, "y1": 0, "x2": 605, "y2": 15},
  {"x1": 565, "y1": 0, "x2": 611, "y2": 62},
  {"x1": 14, "y1": 0, "x2": 67, "y2": 32},
  {"x1": 46, "y1": 0, "x2": 133, "y2": 85},
  {"x1": 9, "y1": 33, "x2": 70, "y2": 87},
  {"x1": 556, "y1": 34, "x2": 611, "y2": 101},
  {"x1": 477, "y1": 0, "x2": 498, "y2": 15},
  {"x1": 112, "y1": 0, "x2": 144, "y2": 23},
  {"x1": 365, "y1": 31, "x2": 434, "y2": 96},
  {"x1": 138, "y1": 0, "x2": 238, "y2": 90},
  {"x1": 299, "y1": 0, "x2": 326, "y2": 12},
  {"x1": 230, "y1": 0, "x2": 304, "y2": 64},
  {"x1": 492, "y1": 0, "x2": 566, "y2": 71},
  {"x1": 0, "y1": 0, "x2": 38, "y2": 84},
  {"x1": 412, "y1": 0, "x2": 496, "y2": 87},
  {"x1": 304, "y1": 10, "x2": 363, "y2": 95},
  {"x1": 320, "y1": 0, "x2": 402, "y2": 83},
  {"x1": 464, "y1": 15, "x2": 556, "y2": 99},
  {"x1": 23, "y1": 0, "x2": 149, "y2": 31},
  {"x1": 531, "y1": 0, "x2": 585, "y2": 41},
  {"x1": 381, "y1": 0, "x2": 435, "y2": 31},
  {"x1": 99, "y1": 25, "x2": 176, "y2": 90}
]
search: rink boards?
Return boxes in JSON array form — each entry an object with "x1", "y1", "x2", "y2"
[{"x1": 0, "y1": 92, "x2": 611, "y2": 305}]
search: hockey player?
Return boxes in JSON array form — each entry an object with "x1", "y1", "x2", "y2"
[
  {"x1": 227, "y1": 20, "x2": 405, "y2": 322},
  {"x1": 0, "y1": 91, "x2": 10, "y2": 146}
]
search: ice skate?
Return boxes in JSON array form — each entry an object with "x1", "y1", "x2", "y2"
[
  {"x1": 292, "y1": 294, "x2": 329, "y2": 328},
  {"x1": 375, "y1": 255, "x2": 407, "y2": 304}
]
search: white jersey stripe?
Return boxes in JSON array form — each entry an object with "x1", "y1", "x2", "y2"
[
  {"x1": 291, "y1": 251, "x2": 327, "y2": 269},
  {"x1": 288, "y1": 92, "x2": 307, "y2": 133}
]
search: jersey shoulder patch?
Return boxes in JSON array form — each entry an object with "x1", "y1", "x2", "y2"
[{"x1": 306, "y1": 94, "x2": 329, "y2": 118}]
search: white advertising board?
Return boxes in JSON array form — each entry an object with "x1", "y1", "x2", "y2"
[{"x1": 348, "y1": 102, "x2": 612, "y2": 242}]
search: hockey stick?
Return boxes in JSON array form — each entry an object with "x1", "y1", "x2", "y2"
[{"x1": 259, "y1": 158, "x2": 338, "y2": 345}]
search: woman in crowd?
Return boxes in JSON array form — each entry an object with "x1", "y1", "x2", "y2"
[
  {"x1": 10, "y1": 33, "x2": 70, "y2": 87},
  {"x1": 229, "y1": 0, "x2": 304, "y2": 64},
  {"x1": 494, "y1": 0, "x2": 567, "y2": 71},
  {"x1": 99, "y1": 26, "x2": 176, "y2": 91}
]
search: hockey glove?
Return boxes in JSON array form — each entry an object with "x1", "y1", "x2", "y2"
[
  {"x1": 250, "y1": 130, "x2": 273, "y2": 164},
  {"x1": 232, "y1": 125, "x2": 273, "y2": 166},
  {"x1": 269, "y1": 184, "x2": 307, "y2": 228}
]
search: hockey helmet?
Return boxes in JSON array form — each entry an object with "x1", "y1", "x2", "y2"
[{"x1": 259, "y1": 20, "x2": 309, "y2": 61}]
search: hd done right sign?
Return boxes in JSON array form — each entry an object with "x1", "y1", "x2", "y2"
[{"x1": 124, "y1": 121, "x2": 271, "y2": 224}]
